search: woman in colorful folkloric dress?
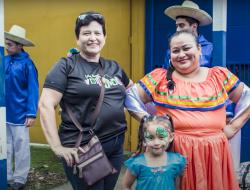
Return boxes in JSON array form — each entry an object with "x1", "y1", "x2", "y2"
[{"x1": 125, "y1": 30, "x2": 250, "y2": 190}]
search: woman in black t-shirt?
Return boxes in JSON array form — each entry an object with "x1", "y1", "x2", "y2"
[{"x1": 39, "y1": 11, "x2": 132, "y2": 190}]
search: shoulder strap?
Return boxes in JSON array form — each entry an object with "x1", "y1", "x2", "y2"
[
  {"x1": 61, "y1": 55, "x2": 77, "y2": 76},
  {"x1": 90, "y1": 66, "x2": 104, "y2": 125},
  {"x1": 64, "y1": 61, "x2": 104, "y2": 147},
  {"x1": 64, "y1": 105, "x2": 84, "y2": 133}
]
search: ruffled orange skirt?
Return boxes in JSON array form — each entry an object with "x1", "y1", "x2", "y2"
[{"x1": 173, "y1": 131, "x2": 239, "y2": 190}]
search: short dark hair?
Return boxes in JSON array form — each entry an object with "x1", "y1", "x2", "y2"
[
  {"x1": 176, "y1": 15, "x2": 200, "y2": 26},
  {"x1": 75, "y1": 11, "x2": 106, "y2": 39}
]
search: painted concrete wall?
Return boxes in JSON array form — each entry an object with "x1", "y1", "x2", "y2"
[{"x1": 227, "y1": 0, "x2": 250, "y2": 162}]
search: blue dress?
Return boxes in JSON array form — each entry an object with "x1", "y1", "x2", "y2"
[{"x1": 125, "y1": 152, "x2": 186, "y2": 190}]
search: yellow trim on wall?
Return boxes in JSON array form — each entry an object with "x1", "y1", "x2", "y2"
[{"x1": 129, "y1": 0, "x2": 145, "y2": 151}]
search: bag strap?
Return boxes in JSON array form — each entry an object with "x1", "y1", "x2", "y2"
[
  {"x1": 90, "y1": 65, "x2": 104, "y2": 126},
  {"x1": 64, "y1": 60, "x2": 104, "y2": 148}
]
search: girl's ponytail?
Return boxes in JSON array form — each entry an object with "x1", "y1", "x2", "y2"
[
  {"x1": 134, "y1": 115, "x2": 148, "y2": 157},
  {"x1": 166, "y1": 62, "x2": 175, "y2": 92}
]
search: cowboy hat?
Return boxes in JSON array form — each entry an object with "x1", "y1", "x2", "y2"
[
  {"x1": 164, "y1": 0, "x2": 212, "y2": 26},
  {"x1": 4, "y1": 25, "x2": 35, "y2": 47}
]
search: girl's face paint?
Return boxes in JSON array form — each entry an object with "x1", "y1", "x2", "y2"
[
  {"x1": 144, "y1": 124, "x2": 172, "y2": 156},
  {"x1": 156, "y1": 126, "x2": 168, "y2": 138}
]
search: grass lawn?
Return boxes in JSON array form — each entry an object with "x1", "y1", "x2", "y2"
[{"x1": 22, "y1": 145, "x2": 67, "y2": 190}]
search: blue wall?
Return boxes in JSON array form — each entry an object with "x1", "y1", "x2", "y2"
[
  {"x1": 227, "y1": 1, "x2": 250, "y2": 65},
  {"x1": 227, "y1": 0, "x2": 250, "y2": 162}
]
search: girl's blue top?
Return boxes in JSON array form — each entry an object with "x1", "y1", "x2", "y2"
[{"x1": 125, "y1": 152, "x2": 186, "y2": 190}]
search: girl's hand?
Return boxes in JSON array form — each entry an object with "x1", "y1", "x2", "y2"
[
  {"x1": 223, "y1": 124, "x2": 237, "y2": 139},
  {"x1": 53, "y1": 145, "x2": 79, "y2": 167}
]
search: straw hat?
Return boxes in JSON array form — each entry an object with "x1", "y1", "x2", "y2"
[
  {"x1": 5, "y1": 25, "x2": 35, "y2": 47},
  {"x1": 164, "y1": 0, "x2": 212, "y2": 26}
]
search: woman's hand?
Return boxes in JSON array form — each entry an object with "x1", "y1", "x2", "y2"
[
  {"x1": 223, "y1": 124, "x2": 238, "y2": 139},
  {"x1": 53, "y1": 145, "x2": 79, "y2": 167}
]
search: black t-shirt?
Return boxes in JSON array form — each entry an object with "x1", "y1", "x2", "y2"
[{"x1": 44, "y1": 54, "x2": 130, "y2": 147}]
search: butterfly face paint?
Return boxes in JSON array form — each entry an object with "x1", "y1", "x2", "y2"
[
  {"x1": 156, "y1": 126, "x2": 168, "y2": 138},
  {"x1": 143, "y1": 124, "x2": 172, "y2": 156}
]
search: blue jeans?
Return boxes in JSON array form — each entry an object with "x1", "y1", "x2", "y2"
[{"x1": 62, "y1": 134, "x2": 125, "y2": 190}]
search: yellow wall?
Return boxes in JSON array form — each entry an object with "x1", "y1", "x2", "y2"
[
  {"x1": 130, "y1": 0, "x2": 145, "y2": 151},
  {"x1": 4, "y1": 0, "x2": 145, "y2": 151}
]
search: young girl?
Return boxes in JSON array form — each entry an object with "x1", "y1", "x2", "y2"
[{"x1": 123, "y1": 115, "x2": 186, "y2": 190}]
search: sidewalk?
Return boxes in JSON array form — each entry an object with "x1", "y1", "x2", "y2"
[{"x1": 51, "y1": 166, "x2": 126, "y2": 190}]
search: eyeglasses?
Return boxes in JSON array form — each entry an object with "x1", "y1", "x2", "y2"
[{"x1": 77, "y1": 13, "x2": 103, "y2": 22}]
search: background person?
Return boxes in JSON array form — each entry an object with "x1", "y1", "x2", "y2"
[
  {"x1": 5, "y1": 25, "x2": 39, "y2": 190},
  {"x1": 125, "y1": 30, "x2": 250, "y2": 190},
  {"x1": 39, "y1": 11, "x2": 132, "y2": 190}
]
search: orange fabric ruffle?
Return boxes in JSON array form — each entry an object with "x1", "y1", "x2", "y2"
[{"x1": 174, "y1": 132, "x2": 239, "y2": 190}]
